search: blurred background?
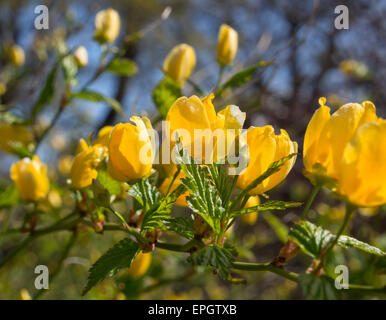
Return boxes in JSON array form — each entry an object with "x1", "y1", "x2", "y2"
[{"x1": 0, "y1": 0, "x2": 385, "y2": 299}]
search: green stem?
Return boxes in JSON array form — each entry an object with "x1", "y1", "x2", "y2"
[
  {"x1": 0, "y1": 215, "x2": 81, "y2": 269},
  {"x1": 232, "y1": 262, "x2": 299, "y2": 282},
  {"x1": 300, "y1": 184, "x2": 321, "y2": 220},
  {"x1": 314, "y1": 203, "x2": 356, "y2": 274},
  {"x1": 214, "y1": 64, "x2": 225, "y2": 92}
]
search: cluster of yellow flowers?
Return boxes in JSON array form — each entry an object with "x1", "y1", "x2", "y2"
[
  {"x1": 9, "y1": 96, "x2": 386, "y2": 210},
  {"x1": 5, "y1": 8, "x2": 386, "y2": 217}
]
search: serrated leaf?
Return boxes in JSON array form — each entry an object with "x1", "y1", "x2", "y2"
[
  {"x1": 232, "y1": 200, "x2": 302, "y2": 217},
  {"x1": 82, "y1": 238, "x2": 139, "y2": 295},
  {"x1": 337, "y1": 236, "x2": 385, "y2": 256},
  {"x1": 289, "y1": 221, "x2": 386, "y2": 259},
  {"x1": 97, "y1": 170, "x2": 121, "y2": 195},
  {"x1": 106, "y1": 58, "x2": 138, "y2": 76},
  {"x1": 71, "y1": 90, "x2": 124, "y2": 116},
  {"x1": 299, "y1": 273, "x2": 340, "y2": 300},
  {"x1": 189, "y1": 244, "x2": 235, "y2": 279},
  {"x1": 176, "y1": 144, "x2": 225, "y2": 234},
  {"x1": 0, "y1": 185, "x2": 19, "y2": 209},
  {"x1": 288, "y1": 220, "x2": 334, "y2": 258},
  {"x1": 164, "y1": 217, "x2": 194, "y2": 239},
  {"x1": 128, "y1": 178, "x2": 161, "y2": 211},
  {"x1": 152, "y1": 77, "x2": 182, "y2": 118},
  {"x1": 216, "y1": 60, "x2": 273, "y2": 95},
  {"x1": 32, "y1": 65, "x2": 58, "y2": 118}
]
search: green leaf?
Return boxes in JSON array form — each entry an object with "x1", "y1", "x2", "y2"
[
  {"x1": 32, "y1": 65, "x2": 58, "y2": 118},
  {"x1": 232, "y1": 200, "x2": 302, "y2": 217},
  {"x1": 289, "y1": 221, "x2": 386, "y2": 259},
  {"x1": 128, "y1": 178, "x2": 184, "y2": 231},
  {"x1": 164, "y1": 217, "x2": 194, "y2": 240},
  {"x1": 0, "y1": 186, "x2": 19, "y2": 209},
  {"x1": 189, "y1": 244, "x2": 235, "y2": 279},
  {"x1": 128, "y1": 178, "x2": 161, "y2": 211},
  {"x1": 91, "y1": 180, "x2": 111, "y2": 208},
  {"x1": 8, "y1": 142, "x2": 33, "y2": 159},
  {"x1": 152, "y1": 77, "x2": 182, "y2": 118},
  {"x1": 71, "y1": 90, "x2": 124, "y2": 116},
  {"x1": 299, "y1": 273, "x2": 340, "y2": 300},
  {"x1": 97, "y1": 171, "x2": 121, "y2": 196},
  {"x1": 337, "y1": 236, "x2": 385, "y2": 256},
  {"x1": 175, "y1": 144, "x2": 225, "y2": 234},
  {"x1": 181, "y1": 165, "x2": 225, "y2": 234},
  {"x1": 263, "y1": 212, "x2": 288, "y2": 243},
  {"x1": 216, "y1": 60, "x2": 274, "y2": 95},
  {"x1": 82, "y1": 238, "x2": 139, "y2": 295},
  {"x1": 288, "y1": 220, "x2": 334, "y2": 258},
  {"x1": 106, "y1": 58, "x2": 138, "y2": 76}
]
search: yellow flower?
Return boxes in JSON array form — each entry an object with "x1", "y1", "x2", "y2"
[
  {"x1": 73, "y1": 46, "x2": 88, "y2": 67},
  {"x1": 93, "y1": 126, "x2": 113, "y2": 147},
  {"x1": 70, "y1": 142, "x2": 106, "y2": 189},
  {"x1": 338, "y1": 119, "x2": 386, "y2": 207},
  {"x1": 0, "y1": 123, "x2": 33, "y2": 153},
  {"x1": 217, "y1": 24, "x2": 238, "y2": 65},
  {"x1": 19, "y1": 289, "x2": 31, "y2": 300},
  {"x1": 9, "y1": 44, "x2": 25, "y2": 66},
  {"x1": 166, "y1": 94, "x2": 245, "y2": 163},
  {"x1": 163, "y1": 44, "x2": 196, "y2": 87},
  {"x1": 241, "y1": 196, "x2": 259, "y2": 225},
  {"x1": 237, "y1": 126, "x2": 297, "y2": 195},
  {"x1": 303, "y1": 98, "x2": 377, "y2": 185},
  {"x1": 159, "y1": 171, "x2": 189, "y2": 207},
  {"x1": 127, "y1": 251, "x2": 152, "y2": 279},
  {"x1": 94, "y1": 8, "x2": 121, "y2": 43},
  {"x1": 108, "y1": 116, "x2": 154, "y2": 182},
  {"x1": 10, "y1": 156, "x2": 49, "y2": 201}
]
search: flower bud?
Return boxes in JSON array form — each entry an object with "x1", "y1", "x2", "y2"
[
  {"x1": 94, "y1": 8, "x2": 121, "y2": 43},
  {"x1": 127, "y1": 251, "x2": 152, "y2": 279},
  {"x1": 163, "y1": 44, "x2": 196, "y2": 87},
  {"x1": 108, "y1": 116, "x2": 154, "y2": 182},
  {"x1": 73, "y1": 46, "x2": 88, "y2": 67},
  {"x1": 217, "y1": 24, "x2": 238, "y2": 65},
  {"x1": 70, "y1": 142, "x2": 107, "y2": 189},
  {"x1": 9, "y1": 44, "x2": 25, "y2": 66},
  {"x1": 241, "y1": 196, "x2": 259, "y2": 225},
  {"x1": 10, "y1": 156, "x2": 50, "y2": 201}
]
